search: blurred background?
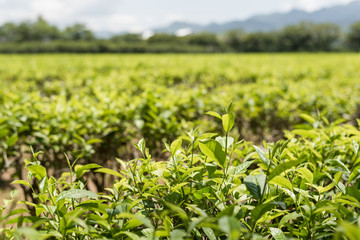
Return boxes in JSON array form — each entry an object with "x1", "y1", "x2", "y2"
[{"x1": 0, "y1": 0, "x2": 360, "y2": 53}]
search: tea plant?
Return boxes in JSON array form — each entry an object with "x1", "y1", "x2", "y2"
[
  {"x1": 1, "y1": 110, "x2": 360, "y2": 239},
  {"x1": 1, "y1": 54, "x2": 360, "y2": 191}
]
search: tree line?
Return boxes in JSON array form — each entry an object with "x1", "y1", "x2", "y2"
[{"x1": 1, "y1": 16, "x2": 360, "y2": 53}]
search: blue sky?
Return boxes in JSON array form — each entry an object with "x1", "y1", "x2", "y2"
[{"x1": 0, "y1": 0, "x2": 355, "y2": 32}]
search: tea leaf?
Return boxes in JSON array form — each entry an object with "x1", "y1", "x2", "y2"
[
  {"x1": 206, "y1": 111, "x2": 222, "y2": 120},
  {"x1": 95, "y1": 167, "x2": 122, "y2": 177},
  {"x1": 27, "y1": 165, "x2": 47, "y2": 180},
  {"x1": 253, "y1": 145, "x2": 270, "y2": 167},
  {"x1": 270, "y1": 227, "x2": 287, "y2": 240},
  {"x1": 202, "y1": 227, "x2": 217, "y2": 240},
  {"x1": 268, "y1": 159, "x2": 304, "y2": 181},
  {"x1": 170, "y1": 138, "x2": 182, "y2": 155},
  {"x1": 215, "y1": 136, "x2": 234, "y2": 149},
  {"x1": 57, "y1": 189, "x2": 98, "y2": 202},
  {"x1": 269, "y1": 176, "x2": 292, "y2": 190},
  {"x1": 199, "y1": 139, "x2": 226, "y2": 168},
  {"x1": 222, "y1": 113, "x2": 235, "y2": 133},
  {"x1": 296, "y1": 167, "x2": 313, "y2": 184},
  {"x1": 244, "y1": 174, "x2": 266, "y2": 201}
]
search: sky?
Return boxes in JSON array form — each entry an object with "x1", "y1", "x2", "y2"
[{"x1": 0, "y1": 0, "x2": 355, "y2": 33}]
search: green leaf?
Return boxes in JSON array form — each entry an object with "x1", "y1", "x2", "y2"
[
  {"x1": 172, "y1": 182, "x2": 187, "y2": 193},
  {"x1": 253, "y1": 145, "x2": 269, "y2": 167},
  {"x1": 170, "y1": 138, "x2": 182, "y2": 155},
  {"x1": 222, "y1": 113, "x2": 235, "y2": 133},
  {"x1": 205, "y1": 163, "x2": 217, "y2": 177},
  {"x1": 86, "y1": 138, "x2": 102, "y2": 145},
  {"x1": 0, "y1": 128, "x2": 9, "y2": 138},
  {"x1": 244, "y1": 174, "x2": 266, "y2": 201},
  {"x1": 27, "y1": 165, "x2": 47, "y2": 180},
  {"x1": 75, "y1": 163, "x2": 102, "y2": 174},
  {"x1": 299, "y1": 113, "x2": 316, "y2": 124},
  {"x1": 199, "y1": 139, "x2": 226, "y2": 168},
  {"x1": 202, "y1": 227, "x2": 217, "y2": 240},
  {"x1": 291, "y1": 129, "x2": 318, "y2": 139},
  {"x1": 6, "y1": 134, "x2": 18, "y2": 147},
  {"x1": 95, "y1": 167, "x2": 122, "y2": 177},
  {"x1": 56, "y1": 189, "x2": 98, "y2": 202},
  {"x1": 134, "y1": 138, "x2": 145, "y2": 153},
  {"x1": 218, "y1": 216, "x2": 242, "y2": 240},
  {"x1": 170, "y1": 229, "x2": 187, "y2": 240},
  {"x1": 251, "y1": 202, "x2": 284, "y2": 224},
  {"x1": 122, "y1": 232, "x2": 140, "y2": 240},
  {"x1": 279, "y1": 212, "x2": 302, "y2": 228},
  {"x1": 215, "y1": 136, "x2": 234, "y2": 149},
  {"x1": 296, "y1": 167, "x2": 313, "y2": 184},
  {"x1": 269, "y1": 176, "x2": 292, "y2": 190},
  {"x1": 12, "y1": 180, "x2": 31, "y2": 187},
  {"x1": 229, "y1": 160, "x2": 254, "y2": 175},
  {"x1": 268, "y1": 159, "x2": 304, "y2": 181},
  {"x1": 340, "y1": 222, "x2": 360, "y2": 240},
  {"x1": 317, "y1": 182, "x2": 335, "y2": 194},
  {"x1": 349, "y1": 165, "x2": 360, "y2": 182},
  {"x1": 16, "y1": 227, "x2": 42, "y2": 240},
  {"x1": 353, "y1": 140, "x2": 359, "y2": 157},
  {"x1": 206, "y1": 111, "x2": 222, "y2": 120},
  {"x1": 270, "y1": 227, "x2": 287, "y2": 240}
]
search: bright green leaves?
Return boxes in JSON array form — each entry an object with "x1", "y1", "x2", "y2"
[
  {"x1": 244, "y1": 174, "x2": 266, "y2": 201},
  {"x1": 316, "y1": 183, "x2": 335, "y2": 194},
  {"x1": 222, "y1": 113, "x2": 235, "y2": 133},
  {"x1": 170, "y1": 138, "x2": 182, "y2": 155},
  {"x1": 269, "y1": 227, "x2": 287, "y2": 240},
  {"x1": 199, "y1": 139, "x2": 226, "y2": 168},
  {"x1": 206, "y1": 105, "x2": 235, "y2": 133},
  {"x1": 251, "y1": 202, "x2": 285, "y2": 226},
  {"x1": 269, "y1": 176, "x2": 292, "y2": 190},
  {"x1": 27, "y1": 165, "x2": 47, "y2": 180},
  {"x1": 268, "y1": 159, "x2": 304, "y2": 181},
  {"x1": 57, "y1": 189, "x2": 98, "y2": 202},
  {"x1": 253, "y1": 145, "x2": 270, "y2": 168},
  {"x1": 296, "y1": 167, "x2": 313, "y2": 184},
  {"x1": 218, "y1": 216, "x2": 243, "y2": 240},
  {"x1": 215, "y1": 136, "x2": 234, "y2": 149},
  {"x1": 95, "y1": 167, "x2": 122, "y2": 177},
  {"x1": 5, "y1": 134, "x2": 18, "y2": 148}
]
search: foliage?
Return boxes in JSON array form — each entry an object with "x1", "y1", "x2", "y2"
[
  {"x1": 1, "y1": 108, "x2": 360, "y2": 239},
  {"x1": 1, "y1": 53, "x2": 360, "y2": 197},
  {"x1": 346, "y1": 22, "x2": 360, "y2": 51},
  {"x1": 0, "y1": 17, "x2": 359, "y2": 52}
]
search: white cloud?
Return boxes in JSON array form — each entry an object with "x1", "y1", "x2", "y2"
[
  {"x1": 293, "y1": 0, "x2": 354, "y2": 11},
  {"x1": 165, "y1": 14, "x2": 185, "y2": 23},
  {"x1": 0, "y1": 0, "x2": 356, "y2": 32},
  {"x1": 80, "y1": 14, "x2": 143, "y2": 32}
]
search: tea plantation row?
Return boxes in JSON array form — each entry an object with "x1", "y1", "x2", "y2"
[
  {"x1": 1, "y1": 54, "x2": 360, "y2": 239},
  {"x1": 1, "y1": 109, "x2": 360, "y2": 239},
  {"x1": 1, "y1": 54, "x2": 359, "y2": 178}
]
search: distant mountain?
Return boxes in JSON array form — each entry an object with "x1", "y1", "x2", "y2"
[{"x1": 153, "y1": 0, "x2": 360, "y2": 34}]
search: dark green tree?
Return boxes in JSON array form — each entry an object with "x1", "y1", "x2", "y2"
[
  {"x1": 222, "y1": 30, "x2": 244, "y2": 51},
  {"x1": 147, "y1": 33, "x2": 181, "y2": 44},
  {"x1": 347, "y1": 22, "x2": 360, "y2": 51},
  {"x1": 0, "y1": 23, "x2": 19, "y2": 42},
  {"x1": 241, "y1": 32, "x2": 278, "y2": 52},
  {"x1": 110, "y1": 33, "x2": 143, "y2": 43},
  {"x1": 185, "y1": 32, "x2": 220, "y2": 48},
  {"x1": 62, "y1": 23, "x2": 94, "y2": 41}
]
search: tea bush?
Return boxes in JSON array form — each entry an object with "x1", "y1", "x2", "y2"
[
  {"x1": 1, "y1": 108, "x2": 360, "y2": 239},
  {"x1": 1, "y1": 54, "x2": 360, "y2": 188}
]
